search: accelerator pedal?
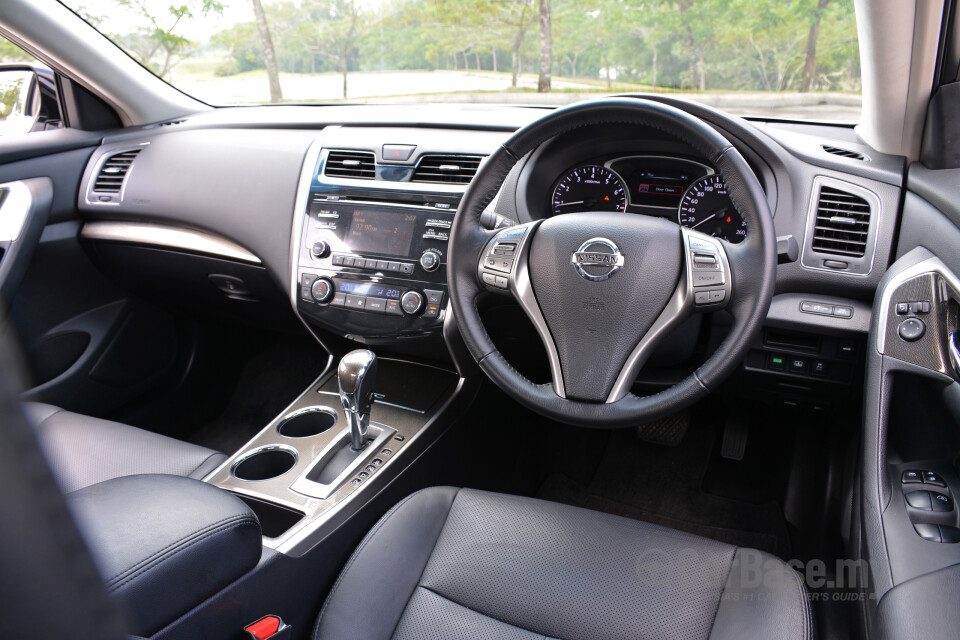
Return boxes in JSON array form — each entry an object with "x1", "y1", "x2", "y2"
[{"x1": 720, "y1": 415, "x2": 750, "y2": 461}]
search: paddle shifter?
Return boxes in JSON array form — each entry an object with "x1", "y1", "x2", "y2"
[{"x1": 338, "y1": 349, "x2": 378, "y2": 450}]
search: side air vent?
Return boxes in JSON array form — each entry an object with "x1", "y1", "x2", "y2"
[
  {"x1": 412, "y1": 155, "x2": 483, "y2": 184},
  {"x1": 325, "y1": 150, "x2": 376, "y2": 179},
  {"x1": 93, "y1": 150, "x2": 141, "y2": 194},
  {"x1": 811, "y1": 186, "x2": 871, "y2": 258},
  {"x1": 821, "y1": 144, "x2": 868, "y2": 161}
]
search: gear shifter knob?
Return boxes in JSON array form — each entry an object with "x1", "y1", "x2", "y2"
[{"x1": 338, "y1": 349, "x2": 378, "y2": 450}]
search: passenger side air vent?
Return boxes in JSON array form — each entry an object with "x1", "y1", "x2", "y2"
[
  {"x1": 412, "y1": 155, "x2": 483, "y2": 184},
  {"x1": 821, "y1": 145, "x2": 868, "y2": 161},
  {"x1": 811, "y1": 186, "x2": 871, "y2": 258},
  {"x1": 325, "y1": 150, "x2": 376, "y2": 179},
  {"x1": 93, "y1": 150, "x2": 141, "y2": 194}
]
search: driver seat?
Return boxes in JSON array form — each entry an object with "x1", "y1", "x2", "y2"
[{"x1": 314, "y1": 487, "x2": 812, "y2": 640}]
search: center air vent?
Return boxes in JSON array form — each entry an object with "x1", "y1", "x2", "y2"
[
  {"x1": 821, "y1": 145, "x2": 868, "y2": 161},
  {"x1": 811, "y1": 185, "x2": 871, "y2": 258},
  {"x1": 93, "y1": 150, "x2": 141, "y2": 194},
  {"x1": 325, "y1": 150, "x2": 376, "y2": 179},
  {"x1": 412, "y1": 155, "x2": 483, "y2": 184}
]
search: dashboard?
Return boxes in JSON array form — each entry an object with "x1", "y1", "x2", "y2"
[{"x1": 72, "y1": 100, "x2": 906, "y2": 354}]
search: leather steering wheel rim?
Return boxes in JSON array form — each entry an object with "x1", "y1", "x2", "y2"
[{"x1": 448, "y1": 98, "x2": 777, "y2": 428}]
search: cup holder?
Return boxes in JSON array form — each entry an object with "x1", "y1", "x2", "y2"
[
  {"x1": 232, "y1": 447, "x2": 297, "y2": 481},
  {"x1": 277, "y1": 407, "x2": 337, "y2": 438}
]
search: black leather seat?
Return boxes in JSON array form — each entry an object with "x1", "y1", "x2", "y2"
[
  {"x1": 22, "y1": 402, "x2": 225, "y2": 493},
  {"x1": 314, "y1": 487, "x2": 812, "y2": 640}
]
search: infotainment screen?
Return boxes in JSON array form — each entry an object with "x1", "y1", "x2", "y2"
[{"x1": 346, "y1": 208, "x2": 418, "y2": 257}]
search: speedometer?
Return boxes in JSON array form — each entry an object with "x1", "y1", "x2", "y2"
[
  {"x1": 551, "y1": 165, "x2": 627, "y2": 216},
  {"x1": 677, "y1": 175, "x2": 746, "y2": 243}
]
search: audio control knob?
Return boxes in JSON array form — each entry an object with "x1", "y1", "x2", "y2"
[
  {"x1": 312, "y1": 241, "x2": 331, "y2": 259},
  {"x1": 401, "y1": 291, "x2": 424, "y2": 315},
  {"x1": 419, "y1": 250, "x2": 441, "y2": 272},
  {"x1": 311, "y1": 277, "x2": 335, "y2": 303}
]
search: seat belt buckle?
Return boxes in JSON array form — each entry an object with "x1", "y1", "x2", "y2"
[{"x1": 244, "y1": 615, "x2": 291, "y2": 640}]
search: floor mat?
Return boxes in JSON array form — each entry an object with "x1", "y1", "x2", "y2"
[{"x1": 536, "y1": 413, "x2": 793, "y2": 558}]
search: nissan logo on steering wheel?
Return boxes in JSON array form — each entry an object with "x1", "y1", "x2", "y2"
[{"x1": 572, "y1": 238, "x2": 625, "y2": 281}]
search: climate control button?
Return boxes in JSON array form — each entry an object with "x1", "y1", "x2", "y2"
[
  {"x1": 311, "y1": 277, "x2": 334, "y2": 303},
  {"x1": 401, "y1": 291, "x2": 424, "y2": 315}
]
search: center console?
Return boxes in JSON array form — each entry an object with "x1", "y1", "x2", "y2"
[{"x1": 290, "y1": 128, "x2": 507, "y2": 343}]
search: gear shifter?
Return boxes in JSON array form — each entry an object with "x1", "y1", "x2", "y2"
[{"x1": 338, "y1": 349, "x2": 378, "y2": 450}]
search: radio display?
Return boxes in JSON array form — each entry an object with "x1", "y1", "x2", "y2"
[
  {"x1": 337, "y1": 281, "x2": 402, "y2": 300},
  {"x1": 346, "y1": 207, "x2": 418, "y2": 257}
]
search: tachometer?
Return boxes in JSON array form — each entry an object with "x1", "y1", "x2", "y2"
[
  {"x1": 551, "y1": 165, "x2": 627, "y2": 216},
  {"x1": 677, "y1": 175, "x2": 746, "y2": 243}
]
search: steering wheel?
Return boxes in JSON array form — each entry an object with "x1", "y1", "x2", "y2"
[{"x1": 448, "y1": 98, "x2": 776, "y2": 428}]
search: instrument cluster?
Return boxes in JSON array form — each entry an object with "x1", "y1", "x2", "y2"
[{"x1": 549, "y1": 155, "x2": 747, "y2": 243}]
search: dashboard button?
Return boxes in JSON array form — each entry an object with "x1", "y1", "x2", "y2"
[
  {"x1": 811, "y1": 360, "x2": 828, "y2": 377},
  {"x1": 312, "y1": 241, "x2": 330, "y2": 259},
  {"x1": 768, "y1": 354, "x2": 786, "y2": 371},
  {"x1": 399, "y1": 263, "x2": 415, "y2": 275},
  {"x1": 382, "y1": 144, "x2": 416, "y2": 161},
  {"x1": 424, "y1": 289, "x2": 444, "y2": 305},
  {"x1": 365, "y1": 297, "x2": 386, "y2": 313},
  {"x1": 344, "y1": 294, "x2": 366, "y2": 310},
  {"x1": 387, "y1": 261, "x2": 401, "y2": 273},
  {"x1": 300, "y1": 273, "x2": 317, "y2": 300},
  {"x1": 833, "y1": 305, "x2": 853, "y2": 319},
  {"x1": 932, "y1": 492, "x2": 954, "y2": 512},
  {"x1": 384, "y1": 300, "x2": 402, "y2": 315},
  {"x1": 902, "y1": 470, "x2": 923, "y2": 484},
  {"x1": 332, "y1": 254, "x2": 345, "y2": 266},
  {"x1": 914, "y1": 523, "x2": 942, "y2": 542},
  {"x1": 364, "y1": 258, "x2": 379, "y2": 270},
  {"x1": 898, "y1": 318, "x2": 926, "y2": 342},
  {"x1": 331, "y1": 292, "x2": 347, "y2": 307},
  {"x1": 905, "y1": 491, "x2": 932, "y2": 510},
  {"x1": 376, "y1": 260, "x2": 390, "y2": 271},
  {"x1": 788, "y1": 357, "x2": 808, "y2": 374},
  {"x1": 800, "y1": 301, "x2": 833, "y2": 315},
  {"x1": 423, "y1": 304, "x2": 440, "y2": 319},
  {"x1": 420, "y1": 250, "x2": 441, "y2": 272}
]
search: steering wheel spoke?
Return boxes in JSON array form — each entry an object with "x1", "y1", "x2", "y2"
[{"x1": 477, "y1": 221, "x2": 567, "y2": 398}]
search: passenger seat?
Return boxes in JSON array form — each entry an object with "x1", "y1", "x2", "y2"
[{"x1": 22, "y1": 402, "x2": 225, "y2": 493}]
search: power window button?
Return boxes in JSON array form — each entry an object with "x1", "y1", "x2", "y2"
[
  {"x1": 932, "y1": 493, "x2": 954, "y2": 512},
  {"x1": 905, "y1": 491, "x2": 932, "y2": 510},
  {"x1": 923, "y1": 471, "x2": 947, "y2": 487}
]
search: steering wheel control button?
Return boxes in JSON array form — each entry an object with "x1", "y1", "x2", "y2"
[
  {"x1": 915, "y1": 523, "x2": 942, "y2": 542},
  {"x1": 494, "y1": 275, "x2": 508, "y2": 289},
  {"x1": 800, "y1": 301, "x2": 834, "y2": 316},
  {"x1": 311, "y1": 277, "x2": 334, "y2": 303},
  {"x1": 898, "y1": 318, "x2": 926, "y2": 342},
  {"x1": 693, "y1": 253, "x2": 719, "y2": 269},
  {"x1": 420, "y1": 250, "x2": 441, "y2": 272},
  {"x1": 695, "y1": 291, "x2": 710, "y2": 304},
  {"x1": 923, "y1": 471, "x2": 947, "y2": 487},
  {"x1": 692, "y1": 270, "x2": 724, "y2": 287},
  {"x1": 481, "y1": 272, "x2": 497, "y2": 287},
  {"x1": 484, "y1": 256, "x2": 514, "y2": 273},
  {"x1": 401, "y1": 291, "x2": 424, "y2": 315},
  {"x1": 932, "y1": 492, "x2": 954, "y2": 512},
  {"x1": 902, "y1": 470, "x2": 923, "y2": 484},
  {"x1": 906, "y1": 491, "x2": 933, "y2": 510}
]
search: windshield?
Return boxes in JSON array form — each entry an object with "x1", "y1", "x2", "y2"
[{"x1": 60, "y1": 0, "x2": 861, "y2": 122}]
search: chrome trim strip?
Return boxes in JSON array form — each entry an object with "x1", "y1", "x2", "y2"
[
  {"x1": 80, "y1": 220, "x2": 261, "y2": 264},
  {"x1": 799, "y1": 175, "x2": 881, "y2": 277},
  {"x1": 0, "y1": 181, "x2": 33, "y2": 243}
]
